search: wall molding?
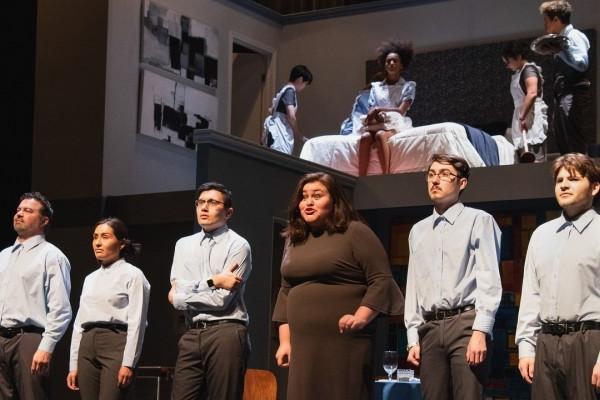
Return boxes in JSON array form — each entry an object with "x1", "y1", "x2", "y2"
[{"x1": 224, "y1": 0, "x2": 452, "y2": 25}]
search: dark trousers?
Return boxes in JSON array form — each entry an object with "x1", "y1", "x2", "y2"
[
  {"x1": 553, "y1": 85, "x2": 594, "y2": 154},
  {"x1": 171, "y1": 322, "x2": 250, "y2": 400},
  {"x1": 532, "y1": 330, "x2": 600, "y2": 400},
  {"x1": 418, "y1": 310, "x2": 492, "y2": 400},
  {"x1": 77, "y1": 328, "x2": 131, "y2": 400},
  {"x1": 0, "y1": 332, "x2": 49, "y2": 400}
]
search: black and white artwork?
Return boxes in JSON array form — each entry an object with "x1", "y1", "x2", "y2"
[
  {"x1": 142, "y1": 0, "x2": 219, "y2": 88},
  {"x1": 139, "y1": 69, "x2": 218, "y2": 149}
]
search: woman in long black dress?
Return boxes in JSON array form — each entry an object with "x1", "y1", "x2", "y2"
[{"x1": 273, "y1": 172, "x2": 404, "y2": 400}]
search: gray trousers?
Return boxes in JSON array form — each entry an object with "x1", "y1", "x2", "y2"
[
  {"x1": 0, "y1": 332, "x2": 49, "y2": 400},
  {"x1": 418, "y1": 310, "x2": 492, "y2": 400},
  {"x1": 532, "y1": 330, "x2": 600, "y2": 400},
  {"x1": 171, "y1": 322, "x2": 249, "y2": 400},
  {"x1": 77, "y1": 328, "x2": 131, "y2": 400}
]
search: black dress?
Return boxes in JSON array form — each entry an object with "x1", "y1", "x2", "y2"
[{"x1": 273, "y1": 221, "x2": 405, "y2": 400}]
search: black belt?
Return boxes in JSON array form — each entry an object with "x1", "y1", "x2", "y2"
[
  {"x1": 188, "y1": 319, "x2": 245, "y2": 330},
  {"x1": 424, "y1": 304, "x2": 475, "y2": 322},
  {"x1": 82, "y1": 322, "x2": 127, "y2": 332},
  {"x1": 541, "y1": 321, "x2": 600, "y2": 336},
  {"x1": 0, "y1": 325, "x2": 44, "y2": 338}
]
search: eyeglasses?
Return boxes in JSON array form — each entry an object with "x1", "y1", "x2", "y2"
[
  {"x1": 195, "y1": 199, "x2": 225, "y2": 208},
  {"x1": 426, "y1": 170, "x2": 458, "y2": 182}
]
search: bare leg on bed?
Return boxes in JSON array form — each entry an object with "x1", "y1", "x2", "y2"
[
  {"x1": 359, "y1": 132, "x2": 374, "y2": 176},
  {"x1": 374, "y1": 130, "x2": 394, "y2": 174}
]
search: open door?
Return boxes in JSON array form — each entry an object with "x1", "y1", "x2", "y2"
[{"x1": 230, "y1": 39, "x2": 274, "y2": 144}]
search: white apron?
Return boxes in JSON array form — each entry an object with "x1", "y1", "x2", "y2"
[
  {"x1": 510, "y1": 63, "x2": 548, "y2": 149},
  {"x1": 262, "y1": 84, "x2": 296, "y2": 155}
]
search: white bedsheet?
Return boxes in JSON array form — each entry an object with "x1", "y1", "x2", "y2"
[{"x1": 300, "y1": 122, "x2": 514, "y2": 176}]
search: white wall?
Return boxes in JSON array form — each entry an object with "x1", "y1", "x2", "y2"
[
  {"x1": 279, "y1": 0, "x2": 600, "y2": 138},
  {"x1": 103, "y1": 0, "x2": 281, "y2": 195}
]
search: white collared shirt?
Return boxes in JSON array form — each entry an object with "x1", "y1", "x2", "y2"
[
  {"x1": 404, "y1": 203, "x2": 502, "y2": 345},
  {"x1": 516, "y1": 209, "x2": 600, "y2": 362},
  {"x1": 69, "y1": 259, "x2": 150, "y2": 370},
  {"x1": 0, "y1": 235, "x2": 72, "y2": 352},
  {"x1": 557, "y1": 24, "x2": 590, "y2": 72},
  {"x1": 169, "y1": 225, "x2": 252, "y2": 324}
]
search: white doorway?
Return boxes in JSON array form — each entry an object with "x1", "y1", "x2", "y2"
[{"x1": 230, "y1": 34, "x2": 276, "y2": 144}]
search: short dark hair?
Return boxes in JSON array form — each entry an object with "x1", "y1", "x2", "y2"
[
  {"x1": 502, "y1": 41, "x2": 530, "y2": 60},
  {"x1": 429, "y1": 154, "x2": 471, "y2": 179},
  {"x1": 539, "y1": 1, "x2": 572, "y2": 24},
  {"x1": 377, "y1": 40, "x2": 414, "y2": 70},
  {"x1": 20, "y1": 192, "x2": 54, "y2": 224},
  {"x1": 94, "y1": 217, "x2": 142, "y2": 263},
  {"x1": 196, "y1": 182, "x2": 233, "y2": 208},
  {"x1": 284, "y1": 172, "x2": 360, "y2": 245},
  {"x1": 552, "y1": 153, "x2": 600, "y2": 183},
  {"x1": 289, "y1": 65, "x2": 313, "y2": 84}
]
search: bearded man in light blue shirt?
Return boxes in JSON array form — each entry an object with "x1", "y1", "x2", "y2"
[
  {"x1": 0, "y1": 192, "x2": 72, "y2": 400},
  {"x1": 404, "y1": 154, "x2": 502, "y2": 400}
]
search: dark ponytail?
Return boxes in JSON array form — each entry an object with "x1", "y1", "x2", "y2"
[{"x1": 94, "y1": 217, "x2": 141, "y2": 263}]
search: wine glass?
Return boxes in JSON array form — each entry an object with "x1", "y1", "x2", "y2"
[{"x1": 382, "y1": 350, "x2": 398, "y2": 381}]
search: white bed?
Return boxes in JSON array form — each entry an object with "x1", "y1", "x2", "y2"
[{"x1": 300, "y1": 122, "x2": 515, "y2": 176}]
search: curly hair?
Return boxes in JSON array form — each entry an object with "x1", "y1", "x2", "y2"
[
  {"x1": 377, "y1": 40, "x2": 414, "y2": 70},
  {"x1": 283, "y1": 172, "x2": 360, "y2": 245}
]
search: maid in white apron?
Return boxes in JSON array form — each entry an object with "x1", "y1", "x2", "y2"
[
  {"x1": 509, "y1": 62, "x2": 548, "y2": 161},
  {"x1": 262, "y1": 84, "x2": 297, "y2": 155},
  {"x1": 503, "y1": 42, "x2": 548, "y2": 162}
]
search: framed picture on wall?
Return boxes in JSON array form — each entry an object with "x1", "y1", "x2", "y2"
[
  {"x1": 138, "y1": 69, "x2": 218, "y2": 149},
  {"x1": 141, "y1": 0, "x2": 219, "y2": 89}
]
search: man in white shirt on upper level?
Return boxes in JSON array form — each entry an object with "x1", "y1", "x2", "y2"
[{"x1": 539, "y1": 1, "x2": 593, "y2": 154}]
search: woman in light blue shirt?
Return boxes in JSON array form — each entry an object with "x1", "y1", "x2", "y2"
[{"x1": 67, "y1": 217, "x2": 150, "y2": 400}]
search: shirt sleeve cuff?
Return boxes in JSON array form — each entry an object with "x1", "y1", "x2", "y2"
[
  {"x1": 69, "y1": 360, "x2": 78, "y2": 372},
  {"x1": 121, "y1": 355, "x2": 134, "y2": 368},
  {"x1": 406, "y1": 328, "x2": 419, "y2": 346},
  {"x1": 518, "y1": 342, "x2": 536, "y2": 359},
  {"x1": 173, "y1": 293, "x2": 187, "y2": 310},
  {"x1": 38, "y1": 337, "x2": 57, "y2": 353},
  {"x1": 472, "y1": 314, "x2": 495, "y2": 334}
]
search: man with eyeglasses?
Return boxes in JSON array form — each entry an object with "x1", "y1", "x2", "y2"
[
  {"x1": 168, "y1": 182, "x2": 252, "y2": 400},
  {"x1": 516, "y1": 153, "x2": 600, "y2": 399},
  {"x1": 404, "y1": 154, "x2": 502, "y2": 399},
  {"x1": 0, "y1": 192, "x2": 72, "y2": 399}
]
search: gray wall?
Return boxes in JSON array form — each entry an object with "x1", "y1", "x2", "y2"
[
  {"x1": 33, "y1": 0, "x2": 108, "y2": 199},
  {"x1": 102, "y1": 0, "x2": 281, "y2": 196}
]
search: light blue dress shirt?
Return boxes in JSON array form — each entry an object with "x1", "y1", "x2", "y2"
[
  {"x1": 169, "y1": 225, "x2": 251, "y2": 324},
  {"x1": 404, "y1": 203, "x2": 502, "y2": 346},
  {"x1": 516, "y1": 209, "x2": 600, "y2": 363},
  {"x1": 0, "y1": 235, "x2": 72, "y2": 352},
  {"x1": 69, "y1": 259, "x2": 150, "y2": 370},
  {"x1": 557, "y1": 24, "x2": 590, "y2": 72}
]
